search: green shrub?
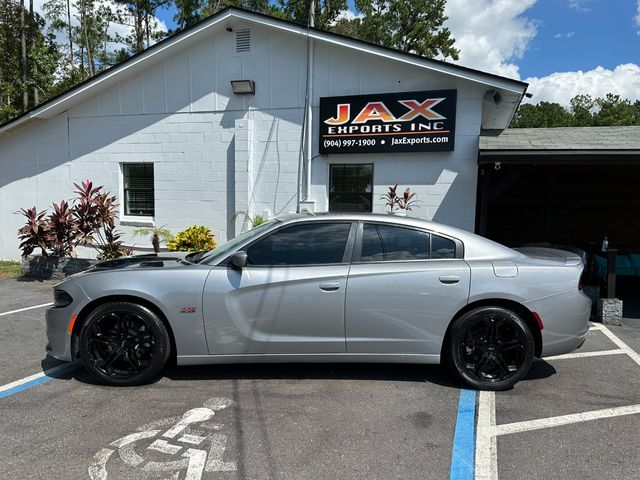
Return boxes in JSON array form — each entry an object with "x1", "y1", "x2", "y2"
[{"x1": 167, "y1": 225, "x2": 217, "y2": 252}]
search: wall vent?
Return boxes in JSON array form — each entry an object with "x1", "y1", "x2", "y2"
[{"x1": 235, "y1": 29, "x2": 251, "y2": 54}]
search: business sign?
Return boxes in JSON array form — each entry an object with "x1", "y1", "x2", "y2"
[{"x1": 319, "y1": 89, "x2": 456, "y2": 154}]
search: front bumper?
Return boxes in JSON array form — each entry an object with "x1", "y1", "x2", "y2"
[{"x1": 45, "y1": 280, "x2": 91, "y2": 362}]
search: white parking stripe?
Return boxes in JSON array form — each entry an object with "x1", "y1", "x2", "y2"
[
  {"x1": 493, "y1": 404, "x2": 640, "y2": 436},
  {"x1": 597, "y1": 324, "x2": 640, "y2": 367},
  {"x1": 542, "y1": 349, "x2": 626, "y2": 361},
  {"x1": 0, "y1": 302, "x2": 53, "y2": 317},
  {"x1": 475, "y1": 390, "x2": 497, "y2": 480},
  {"x1": 0, "y1": 362, "x2": 75, "y2": 396}
]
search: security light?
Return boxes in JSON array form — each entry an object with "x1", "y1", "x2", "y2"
[{"x1": 230, "y1": 80, "x2": 255, "y2": 95}]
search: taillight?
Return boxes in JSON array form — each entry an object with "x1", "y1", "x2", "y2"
[{"x1": 532, "y1": 312, "x2": 544, "y2": 330}]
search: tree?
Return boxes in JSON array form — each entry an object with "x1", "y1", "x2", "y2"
[
  {"x1": 510, "y1": 102, "x2": 575, "y2": 128},
  {"x1": 0, "y1": 1, "x2": 59, "y2": 122},
  {"x1": 569, "y1": 94, "x2": 594, "y2": 127},
  {"x1": 277, "y1": 0, "x2": 348, "y2": 30},
  {"x1": 593, "y1": 94, "x2": 636, "y2": 126},
  {"x1": 113, "y1": 1, "x2": 170, "y2": 54},
  {"x1": 174, "y1": 0, "x2": 202, "y2": 29},
  {"x1": 353, "y1": 0, "x2": 459, "y2": 60}
]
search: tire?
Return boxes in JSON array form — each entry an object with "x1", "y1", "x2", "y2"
[
  {"x1": 448, "y1": 306, "x2": 534, "y2": 391},
  {"x1": 79, "y1": 302, "x2": 171, "y2": 386}
]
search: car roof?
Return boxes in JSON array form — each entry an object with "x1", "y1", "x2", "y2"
[{"x1": 274, "y1": 212, "x2": 518, "y2": 261}]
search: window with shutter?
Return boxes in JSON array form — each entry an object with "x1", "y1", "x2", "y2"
[
  {"x1": 123, "y1": 163, "x2": 155, "y2": 217},
  {"x1": 329, "y1": 164, "x2": 373, "y2": 213}
]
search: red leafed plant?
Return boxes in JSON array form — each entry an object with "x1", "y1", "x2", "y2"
[
  {"x1": 17, "y1": 207, "x2": 50, "y2": 257},
  {"x1": 48, "y1": 200, "x2": 78, "y2": 257},
  {"x1": 16, "y1": 180, "x2": 131, "y2": 260},
  {"x1": 398, "y1": 187, "x2": 418, "y2": 211},
  {"x1": 380, "y1": 183, "x2": 401, "y2": 213},
  {"x1": 92, "y1": 192, "x2": 130, "y2": 260},
  {"x1": 73, "y1": 180, "x2": 102, "y2": 246}
]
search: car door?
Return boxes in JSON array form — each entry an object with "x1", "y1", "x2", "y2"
[
  {"x1": 345, "y1": 222, "x2": 470, "y2": 355},
  {"x1": 202, "y1": 221, "x2": 356, "y2": 355}
]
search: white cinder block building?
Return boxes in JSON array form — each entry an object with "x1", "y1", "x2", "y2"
[{"x1": 0, "y1": 7, "x2": 527, "y2": 260}]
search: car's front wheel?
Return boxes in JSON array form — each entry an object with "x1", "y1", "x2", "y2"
[
  {"x1": 448, "y1": 306, "x2": 534, "y2": 391},
  {"x1": 79, "y1": 302, "x2": 171, "y2": 386}
]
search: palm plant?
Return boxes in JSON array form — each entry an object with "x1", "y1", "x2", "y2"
[
  {"x1": 133, "y1": 226, "x2": 174, "y2": 253},
  {"x1": 233, "y1": 211, "x2": 269, "y2": 229}
]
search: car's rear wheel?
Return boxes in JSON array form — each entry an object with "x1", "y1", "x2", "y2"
[
  {"x1": 79, "y1": 302, "x2": 170, "y2": 386},
  {"x1": 448, "y1": 306, "x2": 534, "y2": 391}
]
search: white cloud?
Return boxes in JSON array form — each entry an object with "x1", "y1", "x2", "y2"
[
  {"x1": 524, "y1": 64, "x2": 640, "y2": 105},
  {"x1": 568, "y1": 0, "x2": 595, "y2": 12},
  {"x1": 334, "y1": 9, "x2": 364, "y2": 22},
  {"x1": 444, "y1": 0, "x2": 538, "y2": 79},
  {"x1": 553, "y1": 31, "x2": 575, "y2": 38}
]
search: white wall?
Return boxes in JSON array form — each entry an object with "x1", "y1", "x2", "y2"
[{"x1": 0, "y1": 20, "x2": 488, "y2": 260}]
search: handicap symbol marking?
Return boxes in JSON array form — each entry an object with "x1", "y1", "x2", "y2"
[{"x1": 89, "y1": 397, "x2": 236, "y2": 480}]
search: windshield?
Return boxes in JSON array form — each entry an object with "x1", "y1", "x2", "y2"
[{"x1": 197, "y1": 220, "x2": 278, "y2": 265}]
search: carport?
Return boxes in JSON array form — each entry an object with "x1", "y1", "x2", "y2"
[
  {"x1": 477, "y1": 126, "x2": 640, "y2": 251},
  {"x1": 477, "y1": 126, "x2": 640, "y2": 317}
]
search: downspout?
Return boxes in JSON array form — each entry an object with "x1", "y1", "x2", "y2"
[
  {"x1": 298, "y1": 0, "x2": 315, "y2": 211},
  {"x1": 304, "y1": 2, "x2": 315, "y2": 202}
]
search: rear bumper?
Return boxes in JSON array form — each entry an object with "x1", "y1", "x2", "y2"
[{"x1": 526, "y1": 289, "x2": 591, "y2": 358}]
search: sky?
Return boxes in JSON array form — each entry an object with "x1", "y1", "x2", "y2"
[{"x1": 35, "y1": 0, "x2": 640, "y2": 106}]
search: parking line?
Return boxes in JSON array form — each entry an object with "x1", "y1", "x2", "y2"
[
  {"x1": 0, "y1": 302, "x2": 53, "y2": 317},
  {"x1": 0, "y1": 362, "x2": 78, "y2": 399},
  {"x1": 450, "y1": 389, "x2": 477, "y2": 480},
  {"x1": 597, "y1": 324, "x2": 640, "y2": 367},
  {"x1": 474, "y1": 390, "x2": 497, "y2": 480},
  {"x1": 493, "y1": 403, "x2": 640, "y2": 436},
  {"x1": 542, "y1": 349, "x2": 626, "y2": 361}
]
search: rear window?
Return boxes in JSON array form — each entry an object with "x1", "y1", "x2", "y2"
[
  {"x1": 359, "y1": 224, "x2": 457, "y2": 261},
  {"x1": 361, "y1": 224, "x2": 430, "y2": 261},
  {"x1": 431, "y1": 234, "x2": 456, "y2": 259}
]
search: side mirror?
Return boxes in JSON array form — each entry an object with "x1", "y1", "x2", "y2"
[{"x1": 230, "y1": 251, "x2": 248, "y2": 269}]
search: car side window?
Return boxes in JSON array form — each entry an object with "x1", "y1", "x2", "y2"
[
  {"x1": 246, "y1": 223, "x2": 351, "y2": 266},
  {"x1": 360, "y1": 224, "x2": 431, "y2": 261},
  {"x1": 431, "y1": 234, "x2": 456, "y2": 259}
]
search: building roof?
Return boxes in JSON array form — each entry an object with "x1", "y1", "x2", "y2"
[
  {"x1": 480, "y1": 126, "x2": 640, "y2": 151},
  {"x1": 0, "y1": 6, "x2": 527, "y2": 136}
]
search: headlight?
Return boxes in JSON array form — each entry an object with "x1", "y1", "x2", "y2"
[{"x1": 53, "y1": 289, "x2": 73, "y2": 308}]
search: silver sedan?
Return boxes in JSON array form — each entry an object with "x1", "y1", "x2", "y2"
[{"x1": 46, "y1": 213, "x2": 591, "y2": 390}]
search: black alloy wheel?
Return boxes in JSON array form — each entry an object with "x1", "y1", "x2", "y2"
[
  {"x1": 79, "y1": 302, "x2": 170, "y2": 386},
  {"x1": 448, "y1": 306, "x2": 534, "y2": 391}
]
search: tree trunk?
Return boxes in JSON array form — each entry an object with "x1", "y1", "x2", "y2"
[
  {"x1": 20, "y1": 0, "x2": 28, "y2": 111},
  {"x1": 29, "y1": 0, "x2": 38, "y2": 105},
  {"x1": 80, "y1": 0, "x2": 95, "y2": 77},
  {"x1": 66, "y1": 0, "x2": 74, "y2": 75}
]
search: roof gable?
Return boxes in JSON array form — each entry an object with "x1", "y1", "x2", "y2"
[{"x1": 0, "y1": 6, "x2": 527, "y2": 136}]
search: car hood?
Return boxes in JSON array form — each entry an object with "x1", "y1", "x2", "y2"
[{"x1": 88, "y1": 252, "x2": 195, "y2": 271}]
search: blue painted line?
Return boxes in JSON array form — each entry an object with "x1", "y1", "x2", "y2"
[
  {"x1": 0, "y1": 364, "x2": 78, "y2": 399},
  {"x1": 450, "y1": 388, "x2": 478, "y2": 480}
]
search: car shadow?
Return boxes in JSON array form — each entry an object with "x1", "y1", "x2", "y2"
[
  {"x1": 45, "y1": 356, "x2": 557, "y2": 390},
  {"x1": 59, "y1": 359, "x2": 463, "y2": 389},
  {"x1": 163, "y1": 362, "x2": 462, "y2": 387},
  {"x1": 522, "y1": 360, "x2": 557, "y2": 382}
]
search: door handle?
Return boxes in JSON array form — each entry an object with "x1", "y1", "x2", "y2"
[
  {"x1": 319, "y1": 282, "x2": 341, "y2": 292},
  {"x1": 439, "y1": 275, "x2": 460, "y2": 284}
]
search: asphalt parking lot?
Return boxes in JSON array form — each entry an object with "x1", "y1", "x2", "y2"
[{"x1": 1, "y1": 278, "x2": 639, "y2": 480}]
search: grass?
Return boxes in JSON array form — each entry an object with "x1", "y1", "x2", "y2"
[{"x1": 0, "y1": 261, "x2": 22, "y2": 279}]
